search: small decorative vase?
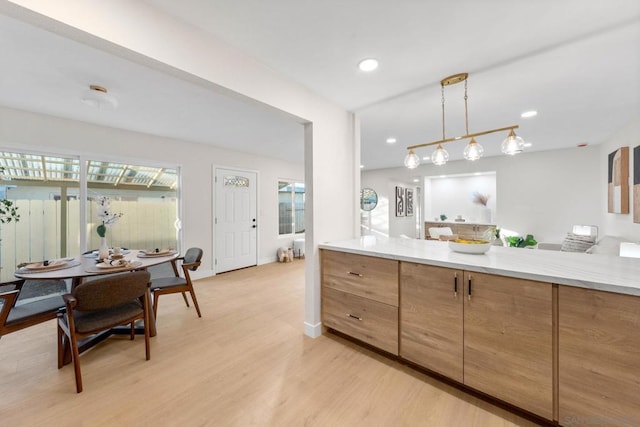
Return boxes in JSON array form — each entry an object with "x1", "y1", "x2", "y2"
[
  {"x1": 98, "y1": 236, "x2": 109, "y2": 260},
  {"x1": 478, "y1": 206, "x2": 492, "y2": 224}
]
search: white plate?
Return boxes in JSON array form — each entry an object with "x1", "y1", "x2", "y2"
[
  {"x1": 140, "y1": 249, "x2": 173, "y2": 256},
  {"x1": 448, "y1": 240, "x2": 491, "y2": 254},
  {"x1": 84, "y1": 249, "x2": 131, "y2": 258},
  {"x1": 22, "y1": 259, "x2": 69, "y2": 270},
  {"x1": 95, "y1": 260, "x2": 142, "y2": 269}
]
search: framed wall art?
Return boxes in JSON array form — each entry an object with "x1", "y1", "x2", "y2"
[
  {"x1": 634, "y1": 146, "x2": 640, "y2": 223},
  {"x1": 406, "y1": 188, "x2": 414, "y2": 216},
  {"x1": 608, "y1": 146, "x2": 629, "y2": 214},
  {"x1": 395, "y1": 186, "x2": 405, "y2": 217}
]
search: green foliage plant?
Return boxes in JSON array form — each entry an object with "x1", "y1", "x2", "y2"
[{"x1": 506, "y1": 234, "x2": 537, "y2": 248}]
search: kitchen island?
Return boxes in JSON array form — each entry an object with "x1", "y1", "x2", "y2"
[{"x1": 319, "y1": 237, "x2": 640, "y2": 426}]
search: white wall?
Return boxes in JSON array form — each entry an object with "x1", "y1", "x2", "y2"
[
  {"x1": 0, "y1": 107, "x2": 304, "y2": 272},
  {"x1": 3, "y1": 1, "x2": 359, "y2": 338},
  {"x1": 599, "y1": 120, "x2": 640, "y2": 240},
  {"x1": 426, "y1": 173, "x2": 496, "y2": 223},
  {"x1": 362, "y1": 145, "x2": 602, "y2": 244}
]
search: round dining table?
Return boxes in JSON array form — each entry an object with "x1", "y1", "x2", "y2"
[
  {"x1": 14, "y1": 249, "x2": 180, "y2": 339},
  {"x1": 14, "y1": 249, "x2": 179, "y2": 284}
]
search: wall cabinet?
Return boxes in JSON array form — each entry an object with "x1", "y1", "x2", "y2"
[
  {"x1": 321, "y1": 250, "x2": 399, "y2": 355},
  {"x1": 558, "y1": 286, "x2": 640, "y2": 425},
  {"x1": 400, "y1": 263, "x2": 464, "y2": 382},
  {"x1": 463, "y1": 271, "x2": 553, "y2": 420}
]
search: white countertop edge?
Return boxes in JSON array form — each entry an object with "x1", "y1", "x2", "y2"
[{"x1": 319, "y1": 237, "x2": 640, "y2": 297}]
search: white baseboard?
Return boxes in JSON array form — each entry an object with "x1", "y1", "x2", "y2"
[
  {"x1": 191, "y1": 269, "x2": 215, "y2": 280},
  {"x1": 304, "y1": 321, "x2": 322, "y2": 338},
  {"x1": 258, "y1": 257, "x2": 277, "y2": 266}
]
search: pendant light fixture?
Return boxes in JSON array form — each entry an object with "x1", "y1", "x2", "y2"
[
  {"x1": 463, "y1": 138, "x2": 483, "y2": 161},
  {"x1": 431, "y1": 144, "x2": 449, "y2": 165},
  {"x1": 404, "y1": 149, "x2": 421, "y2": 168},
  {"x1": 501, "y1": 129, "x2": 525, "y2": 155},
  {"x1": 404, "y1": 73, "x2": 525, "y2": 168}
]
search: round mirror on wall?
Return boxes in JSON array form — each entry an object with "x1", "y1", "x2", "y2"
[{"x1": 360, "y1": 188, "x2": 378, "y2": 211}]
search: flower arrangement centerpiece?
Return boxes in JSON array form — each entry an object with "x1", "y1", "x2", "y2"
[{"x1": 95, "y1": 196, "x2": 123, "y2": 259}]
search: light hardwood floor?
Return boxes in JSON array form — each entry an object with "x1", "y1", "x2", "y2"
[{"x1": 0, "y1": 260, "x2": 543, "y2": 426}]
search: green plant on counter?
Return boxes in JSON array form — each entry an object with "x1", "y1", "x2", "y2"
[
  {"x1": 440, "y1": 214, "x2": 447, "y2": 221},
  {"x1": 506, "y1": 234, "x2": 537, "y2": 248}
]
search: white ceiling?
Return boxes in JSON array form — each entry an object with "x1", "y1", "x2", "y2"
[
  {"x1": 2, "y1": 1, "x2": 640, "y2": 170},
  {"x1": 0, "y1": 13, "x2": 305, "y2": 163}
]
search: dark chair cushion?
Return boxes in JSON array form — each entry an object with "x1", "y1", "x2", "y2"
[
  {"x1": 151, "y1": 276, "x2": 187, "y2": 290},
  {"x1": 6, "y1": 295, "x2": 64, "y2": 324},
  {"x1": 71, "y1": 301, "x2": 143, "y2": 334},
  {"x1": 73, "y1": 271, "x2": 150, "y2": 311},
  {"x1": 183, "y1": 247, "x2": 203, "y2": 271}
]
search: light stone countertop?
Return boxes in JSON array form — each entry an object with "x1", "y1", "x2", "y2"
[{"x1": 319, "y1": 236, "x2": 640, "y2": 297}]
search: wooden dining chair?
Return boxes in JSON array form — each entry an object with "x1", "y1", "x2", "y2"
[
  {"x1": 150, "y1": 247, "x2": 203, "y2": 318},
  {"x1": 57, "y1": 270, "x2": 151, "y2": 393},
  {"x1": 1, "y1": 279, "x2": 66, "y2": 339}
]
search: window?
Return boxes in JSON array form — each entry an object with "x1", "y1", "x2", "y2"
[
  {"x1": 0, "y1": 149, "x2": 180, "y2": 281},
  {"x1": 278, "y1": 181, "x2": 304, "y2": 235},
  {"x1": 86, "y1": 160, "x2": 179, "y2": 253},
  {"x1": 0, "y1": 151, "x2": 81, "y2": 281}
]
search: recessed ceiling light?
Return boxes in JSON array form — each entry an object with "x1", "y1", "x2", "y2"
[
  {"x1": 439, "y1": 175, "x2": 446, "y2": 179},
  {"x1": 577, "y1": 143, "x2": 589, "y2": 148},
  {"x1": 360, "y1": 164, "x2": 364, "y2": 169},
  {"x1": 386, "y1": 137, "x2": 397, "y2": 144},
  {"x1": 523, "y1": 142, "x2": 533, "y2": 148},
  {"x1": 521, "y1": 110, "x2": 538, "y2": 118},
  {"x1": 358, "y1": 58, "x2": 379, "y2": 72},
  {"x1": 422, "y1": 157, "x2": 431, "y2": 161},
  {"x1": 413, "y1": 178, "x2": 419, "y2": 183}
]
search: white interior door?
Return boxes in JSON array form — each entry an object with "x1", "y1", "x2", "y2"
[{"x1": 215, "y1": 168, "x2": 257, "y2": 273}]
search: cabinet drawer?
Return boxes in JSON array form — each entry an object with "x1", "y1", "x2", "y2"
[
  {"x1": 321, "y1": 250, "x2": 398, "y2": 306},
  {"x1": 322, "y1": 287, "x2": 398, "y2": 355}
]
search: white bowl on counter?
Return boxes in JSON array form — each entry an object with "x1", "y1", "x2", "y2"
[{"x1": 448, "y1": 240, "x2": 492, "y2": 254}]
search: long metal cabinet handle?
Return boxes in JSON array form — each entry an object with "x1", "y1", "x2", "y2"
[
  {"x1": 468, "y1": 275, "x2": 472, "y2": 300},
  {"x1": 454, "y1": 272, "x2": 458, "y2": 297}
]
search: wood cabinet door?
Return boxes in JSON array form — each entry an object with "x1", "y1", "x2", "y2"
[
  {"x1": 559, "y1": 286, "x2": 640, "y2": 425},
  {"x1": 400, "y1": 263, "x2": 464, "y2": 382},
  {"x1": 463, "y1": 272, "x2": 553, "y2": 420}
]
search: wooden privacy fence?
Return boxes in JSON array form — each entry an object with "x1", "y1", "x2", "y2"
[{"x1": 0, "y1": 199, "x2": 177, "y2": 282}]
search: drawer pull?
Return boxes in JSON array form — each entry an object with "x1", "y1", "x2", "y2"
[
  {"x1": 346, "y1": 313, "x2": 363, "y2": 321},
  {"x1": 347, "y1": 271, "x2": 363, "y2": 277}
]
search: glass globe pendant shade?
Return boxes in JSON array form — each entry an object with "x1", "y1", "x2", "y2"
[
  {"x1": 501, "y1": 129, "x2": 525, "y2": 155},
  {"x1": 463, "y1": 138, "x2": 484, "y2": 161},
  {"x1": 404, "y1": 149, "x2": 421, "y2": 169},
  {"x1": 431, "y1": 144, "x2": 449, "y2": 166}
]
